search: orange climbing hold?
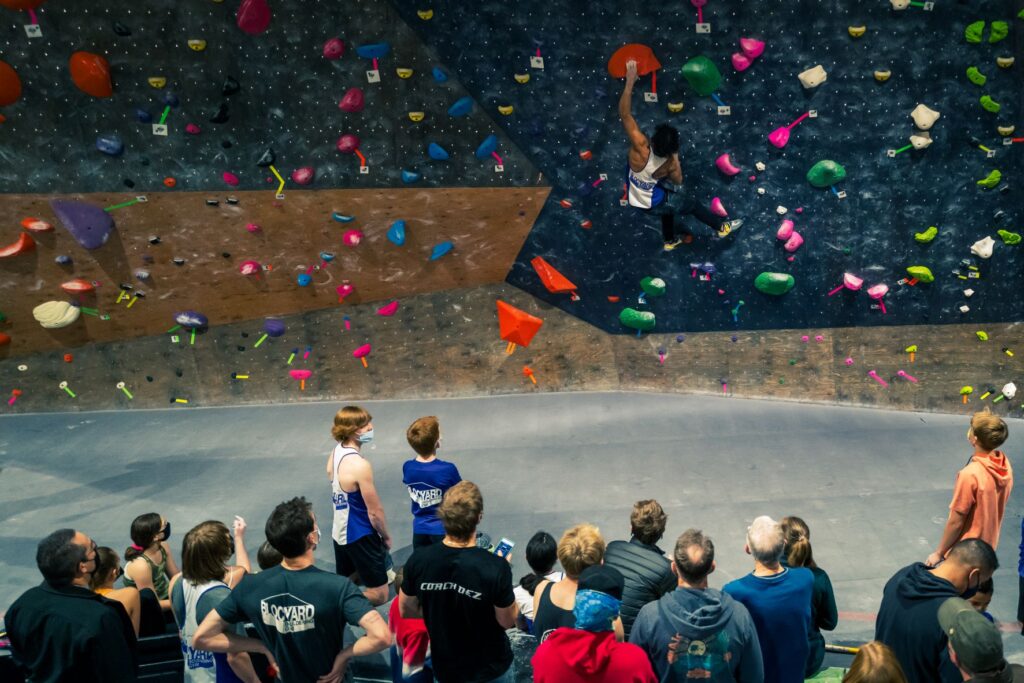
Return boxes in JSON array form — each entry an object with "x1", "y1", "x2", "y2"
[
  {"x1": 163, "y1": 177, "x2": 177, "y2": 188},
  {"x1": 69, "y1": 51, "x2": 113, "y2": 98},
  {"x1": 0, "y1": 231, "x2": 34, "y2": 258},
  {"x1": 0, "y1": 60, "x2": 21, "y2": 106},
  {"x1": 0, "y1": 0, "x2": 47, "y2": 9},
  {"x1": 61, "y1": 278, "x2": 95, "y2": 294},
  {"x1": 607, "y1": 44, "x2": 661, "y2": 78},
  {"x1": 530, "y1": 256, "x2": 577, "y2": 295},
  {"x1": 497, "y1": 300, "x2": 543, "y2": 349}
]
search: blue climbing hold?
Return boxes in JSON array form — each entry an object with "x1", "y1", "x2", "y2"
[
  {"x1": 401, "y1": 169, "x2": 422, "y2": 184},
  {"x1": 162, "y1": 92, "x2": 179, "y2": 107},
  {"x1": 96, "y1": 135, "x2": 124, "y2": 156},
  {"x1": 355, "y1": 42, "x2": 391, "y2": 59},
  {"x1": 319, "y1": 251, "x2": 335, "y2": 262},
  {"x1": 331, "y1": 212, "x2": 355, "y2": 223},
  {"x1": 432, "y1": 67, "x2": 448, "y2": 83},
  {"x1": 430, "y1": 241, "x2": 454, "y2": 260},
  {"x1": 475, "y1": 134, "x2": 498, "y2": 160},
  {"x1": 428, "y1": 143, "x2": 450, "y2": 161},
  {"x1": 135, "y1": 108, "x2": 152, "y2": 123},
  {"x1": 447, "y1": 96, "x2": 473, "y2": 117},
  {"x1": 297, "y1": 273, "x2": 312, "y2": 287},
  {"x1": 388, "y1": 220, "x2": 406, "y2": 246},
  {"x1": 55, "y1": 255, "x2": 73, "y2": 265}
]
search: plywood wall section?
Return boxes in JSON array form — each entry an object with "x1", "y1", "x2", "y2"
[{"x1": 0, "y1": 187, "x2": 549, "y2": 357}]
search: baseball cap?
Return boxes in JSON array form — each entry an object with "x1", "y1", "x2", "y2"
[
  {"x1": 578, "y1": 564, "x2": 625, "y2": 600},
  {"x1": 938, "y1": 597, "x2": 1004, "y2": 674}
]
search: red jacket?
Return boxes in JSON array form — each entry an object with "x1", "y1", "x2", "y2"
[{"x1": 532, "y1": 628, "x2": 656, "y2": 683}]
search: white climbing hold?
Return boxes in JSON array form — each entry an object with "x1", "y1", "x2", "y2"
[
  {"x1": 960, "y1": 305, "x2": 971, "y2": 313},
  {"x1": 798, "y1": 65, "x2": 828, "y2": 89},
  {"x1": 910, "y1": 104, "x2": 941, "y2": 130},
  {"x1": 32, "y1": 301, "x2": 81, "y2": 329},
  {"x1": 776, "y1": 205, "x2": 788, "y2": 215},
  {"x1": 890, "y1": 0, "x2": 910, "y2": 9},
  {"x1": 964, "y1": 289, "x2": 975, "y2": 297},
  {"x1": 757, "y1": 187, "x2": 766, "y2": 195},
  {"x1": 1003, "y1": 383, "x2": 1017, "y2": 400},
  {"x1": 755, "y1": 161, "x2": 766, "y2": 172},
  {"x1": 910, "y1": 131, "x2": 933, "y2": 150},
  {"x1": 970, "y1": 236, "x2": 995, "y2": 259}
]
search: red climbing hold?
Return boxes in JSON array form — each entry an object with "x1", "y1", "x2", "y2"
[
  {"x1": 236, "y1": 0, "x2": 271, "y2": 35},
  {"x1": 497, "y1": 300, "x2": 543, "y2": 348},
  {"x1": 0, "y1": 332, "x2": 10, "y2": 347},
  {"x1": 69, "y1": 52, "x2": 113, "y2": 98},
  {"x1": 60, "y1": 278, "x2": 95, "y2": 294},
  {"x1": 530, "y1": 256, "x2": 577, "y2": 295},
  {"x1": 0, "y1": 232, "x2": 35, "y2": 258},
  {"x1": 20, "y1": 217, "x2": 53, "y2": 232},
  {"x1": 0, "y1": 60, "x2": 21, "y2": 106},
  {"x1": 607, "y1": 44, "x2": 662, "y2": 78}
]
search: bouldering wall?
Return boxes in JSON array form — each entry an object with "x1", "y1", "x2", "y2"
[{"x1": 394, "y1": 0, "x2": 1024, "y2": 334}]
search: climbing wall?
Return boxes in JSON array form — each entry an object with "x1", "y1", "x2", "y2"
[{"x1": 395, "y1": 0, "x2": 1024, "y2": 334}]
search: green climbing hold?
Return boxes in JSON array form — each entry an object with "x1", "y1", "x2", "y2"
[
  {"x1": 976, "y1": 331, "x2": 989, "y2": 341},
  {"x1": 980, "y1": 95, "x2": 1001, "y2": 113},
  {"x1": 640, "y1": 276, "x2": 666, "y2": 298},
  {"x1": 977, "y1": 170, "x2": 1002, "y2": 188},
  {"x1": 681, "y1": 56, "x2": 721, "y2": 97},
  {"x1": 906, "y1": 266, "x2": 934, "y2": 283},
  {"x1": 806, "y1": 160, "x2": 847, "y2": 189},
  {"x1": 998, "y1": 229, "x2": 1021, "y2": 245},
  {"x1": 989, "y1": 21, "x2": 1009, "y2": 43},
  {"x1": 754, "y1": 272, "x2": 795, "y2": 296},
  {"x1": 966, "y1": 66, "x2": 986, "y2": 86},
  {"x1": 965, "y1": 20, "x2": 985, "y2": 43},
  {"x1": 619, "y1": 307, "x2": 656, "y2": 331},
  {"x1": 915, "y1": 226, "x2": 938, "y2": 243},
  {"x1": 1018, "y1": 8, "x2": 1024, "y2": 19}
]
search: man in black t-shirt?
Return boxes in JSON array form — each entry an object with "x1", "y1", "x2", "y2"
[
  {"x1": 194, "y1": 497, "x2": 391, "y2": 683},
  {"x1": 400, "y1": 481, "x2": 518, "y2": 683}
]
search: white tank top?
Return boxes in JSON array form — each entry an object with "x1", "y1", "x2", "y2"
[
  {"x1": 627, "y1": 150, "x2": 668, "y2": 209},
  {"x1": 180, "y1": 579, "x2": 229, "y2": 683},
  {"x1": 331, "y1": 445, "x2": 374, "y2": 545}
]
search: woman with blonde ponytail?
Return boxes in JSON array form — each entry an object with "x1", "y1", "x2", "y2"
[{"x1": 781, "y1": 516, "x2": 838, "y2": 677}]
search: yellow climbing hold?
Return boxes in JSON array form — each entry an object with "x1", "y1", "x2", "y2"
[
  {"x1": 667, "y1": 102, "x2": 684, "y2": 113},
  {"x1": 848, "y1": 26, "x2": 866, "y2": 38},
  {"x1": 996, "y1": 56, "x2": 1014, "y2": 68},
  {"x1": 408, "y1": 111, "x2": 425, "y2": 122},
  {"x1": 514, "y1": 73, "x2": 530, "y2": 84},
  {"x1": 497, "y1": 105, "x2": 514, "y2": 115},
  {"x1": 417, "y1": 9, "x2": 433, "y2": 20},
  {"x1": 187, "y1": 39, "x2": 207, "y2": 51},
  {"x1": 874, "y1": 70, "x2": 891, "y2": 82},
  {"x1": 148, "y1": 76, "x2": 167, "y2": 89},
  {"x1": 396, "y1": 68, "x2": 414, "y2": 79}
]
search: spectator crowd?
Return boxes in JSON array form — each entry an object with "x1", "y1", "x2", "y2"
[{"x1": 2, "y1": 408, "x2": 1018, "y2": 683}]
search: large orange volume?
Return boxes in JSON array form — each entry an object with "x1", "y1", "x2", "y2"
[
  {"x1": 69, "y1": 51, "x2": 113, "y2": 98},
  {"x1": 0, "y1": 60, "x2": 21, "y2": 106},
  {"x1": 0, "y1": 0, "x2": 47, "y2": 9}
]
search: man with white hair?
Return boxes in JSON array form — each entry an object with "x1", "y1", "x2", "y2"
[{"x1": 723, "y1": 516, "x2": 814, "y2": 683}]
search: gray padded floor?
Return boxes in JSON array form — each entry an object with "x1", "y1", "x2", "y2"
[{"x1": 1, "y1": 392, "x2": 1022, "y2": 658}]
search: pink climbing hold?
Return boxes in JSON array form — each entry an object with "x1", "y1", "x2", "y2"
[
  {"x1": 709, "y1": 197, "x2": 728, "y2": 217},
  {"x1": 748, "y1": 175, "x2": 757, "y2": 182},
  {"x1": 732, "y1": 53, "x2": 753, "y2": 72},
  {"x1": 239, "y1": 260, "x2": 262, "y2": 275},
  {"x1": 336, "y1": 134, "x2": 360, "y2": 154},
  {"x1": 223, "y1": 172, "x2": 240, "y2": 186},
  {"x1": 776, "y1": 219, "x2": 794, "y2": 240},
  {"x1": 323, "y1": 38, "x2": 344, "y2": 60},
  {"x1": 338, "y1": 87, "x2": 364, "y2": 113},
  {"x1": 690, "y1": 0, "x2": 707, "y2": 6},
  {"x1": 376, "y1": 300, "x2": 399, "y2": 316},
  {"x1": 828, "y1": 272, "x2": 864, "y2": 296},
  {"x1": 185, "y1": 123, "x2": 201, "y2": 135},
  {"x1": 784, "y1": 231, "x2": 804, "y2": 252},
  {"x1": 291, "y1": 166, "x2": 315, "y2": 185},
  {"x1": 715, "y1": 153, "x2": 741, "y2": 176},
  {"x1": 343, "y1": 229, "x2": 363, "y2": 247},
  {"x1": 868, "y1": 284, "x2": 889, "y2": 314},
  {"x1": 236, "y1": 0, "x2": 271, "y2": 35},
  {"x1": 245, "y1": 223, "x2": 261, "y2": 233},
  {"x1": 740, "y1": 38, "x2": 765, "y2": 59},
  {"x1": 336, "y1": 283, "x2": 355, "y2": 301}
]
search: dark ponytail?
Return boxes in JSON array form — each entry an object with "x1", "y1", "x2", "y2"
[
  {"x1": 517, "y1": 531, "x2": 558, "y2": 595},
  {"x1": 125, "y1": 512, "x2": 162, "y2": 562},
  {"x1": 781, "y1": 516, "x2": 817, "y2": 569}
]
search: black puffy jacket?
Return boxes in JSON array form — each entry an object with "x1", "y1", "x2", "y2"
[{"x1": 602, "y1": 537, "x2": 676, "y2": 638}]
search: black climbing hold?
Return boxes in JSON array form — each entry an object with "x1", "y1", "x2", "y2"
[
  {"x1": 206, "y1": 199, "x2": 220, "y2": 206},
  {"x1": 221, "y1": 140, "x2": 233, "y2": 149},
  {"x1": 226, "y1": 196, "x2": 239, "y2": 204},
  {"x1": 140, "y1": 157, "x2": 150, "y2": 166},
  {"x1": 146, "y1": 376, "x2": 153, "y2": 382},
  {"x1": 124, "y1": 179, "x2": 135, "y2": 189},
  {"x1": 119, "y1": 283, "x2": 134, "y2": 291},
  {"x1": 173, "y1": 257, "x2": 186, "y2": 266},
  {"x1": 209, "y1": 102, "x2": 230, "y2": 124},
  {"x1": 112, "y1": 21, "x2": 131, "y2": 36},
  {"x1": 148, "y1": 235, "x2": 161, "y2": 244},
  {"x1": 255, "y1": 148, "x2": 275, "y2": 167},
  {"x1": 222, "y1": 76, "x2": 240, "y2": 96},
  {"x1": 241, "y1": 332, "x2": 249, "y2": 338},
  {"x1": 237, "y1": 346, "x2": 246, "y2": 352},
  {"x1": 175, "y1": 369, "x2": 183, "y2": 377},
  {"x1": 222, "y1": 252, "x2": 231, "y2": 258}
]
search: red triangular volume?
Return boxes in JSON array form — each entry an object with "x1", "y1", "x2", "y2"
[
  {"x1": 530, "y1": 256, "x2": 577, "y2": 294},
  {"x1": 607, "y1": 44, "x2": 662, "y2": 78},
  {"x1": 496, "y1": 300, "x2": 543, "y2": 347}
]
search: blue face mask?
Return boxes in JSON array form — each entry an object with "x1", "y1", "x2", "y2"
[{"x1": 357, "y1": 429, "x2": 374, "y2": 445}]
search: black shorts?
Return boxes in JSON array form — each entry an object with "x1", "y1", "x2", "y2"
[{"x1": 333, "y1": 534, "x2": 388, "y2": 588}]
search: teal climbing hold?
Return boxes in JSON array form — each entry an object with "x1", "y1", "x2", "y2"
[
  {"x1": 640, "y1": 277, "x2": 666, "y2": 298},
  {"x1": 475, "y1": 134, "x2": 498, "y2": 159},
  {"x1": 448, "y1": 97, "x2": 473, "y2": 117},
  {"x1": 806, "y1": 160, "x2": 847, "y2": 188},
  {"x1": 401, "y1": 169, "x2": 421, "y2": 184},
  {"x1": 387, "y1": 220, "x2": 406, "y2": 246},
  {"x1": 428, "y1": 143, "x2": 450, "y2": 160},
  {"x1": 331, "y1": 213, "x2": 355, "y2": 223},
  {"x1": 754, "y1": 272, "x2": 795, "y2": 296},
  {"x1": 619, "y1": 308, "x2": 656, "y2": 331},
  {"x1": 430, "y1": 241, "x2": 453, "y2": 260},
  {"x1": 681, "y1": 56, "x2": 721, "y2": 97}
]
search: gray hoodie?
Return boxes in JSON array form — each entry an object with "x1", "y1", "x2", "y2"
[{"x1": 629, "y1": 587, "x2": 764, "y2": 683}]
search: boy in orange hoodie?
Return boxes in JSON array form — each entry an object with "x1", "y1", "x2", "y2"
[{"x1": 926, "y1": 410, "x2": 1011, "y2": 567}]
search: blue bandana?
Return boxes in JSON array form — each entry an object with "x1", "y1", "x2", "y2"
[{"x1": 573, "y1": 589, "x2": 621, "y2": 632}]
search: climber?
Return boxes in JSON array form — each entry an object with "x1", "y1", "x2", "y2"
[{"x1": 619, "y1": 60, "x2": 742, "y2": 251}]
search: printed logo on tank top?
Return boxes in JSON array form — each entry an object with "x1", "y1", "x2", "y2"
[
  {"x1": 407, "y1": 483, "x2": 443, "y2": 508},
  {"x1": 666, "y1": 630, "x2": 733, "y2": 677},
  {"x1": 332, "y1": 491, "x2": 348, "y2": 510},
  {"x1": 260, "y1": 593, "x2": 316, "y2": 634},
  {"x1": 628, "y1": 174, "x2": 658, "y2": 191},
  {"x1": 181, "y1": 641, "x2": 215, "y2": 670}
]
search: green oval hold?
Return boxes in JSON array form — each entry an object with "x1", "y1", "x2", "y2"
[
  {"x1": 907, "y1": 265, "x2": 934, "y2": 283},
  {"x1": 619, "y1": 308, "x2": 656, "y2": 331},
  {"x1": 681, "y1": 56, "x2": 722, "y2": 97},
  {"x1": 640, "y1": 276, "x2": 667, "y2": 298},
  {"x1": 754, "y1": 272, "x2": 795, "y2": 296},
  {"x1": 806, "y1": 160, "x2": 847, "y2": 189}
]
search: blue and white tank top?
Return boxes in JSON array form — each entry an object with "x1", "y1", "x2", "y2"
[
  {"x1": 626, "y1": 150, "x2": 668, "y2": 209},
  {"x1": 180, "y1": 580, "x2": 239, "y2": 683},
  {"x1": 331, "y1": 444, "x2": 374, "y2": 545}
]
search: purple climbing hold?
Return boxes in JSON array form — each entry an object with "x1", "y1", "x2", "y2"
[
  {"x1": 50, "y1": 199, "x2": 115, "y2": 250},
  {"x1": 338, "y1": 87, "x2": 364, "y2": 113},
  {"x1": 237, "y1": 0, "x2": 271, "y2": 35},
  {"x1": 263, "y1": 318, "x2": 286, "y2": 337},
  {"x1": 323, "y1": 38, "x2": 344, "y2": 60},
  {"x1": 175, "y1": 311, "x2": 208, "y2": 329},
  {"x1": 337, "y1": 134, "x2": 360, "y2": 154}
]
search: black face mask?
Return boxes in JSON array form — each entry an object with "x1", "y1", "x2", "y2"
[
  {"x1": 962, "y1": 572, "x2": 981, "y2": 600},
  {"x1": 161, "y1": 522, "x2": 171, "y2": 542},
  {"x1": 229, "y1": 538, "x2": 236, "y2": 557}
]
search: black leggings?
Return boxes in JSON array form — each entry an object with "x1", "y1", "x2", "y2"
[{"x1": 652, "y1": 187, "x2": 720, "y2": 241}]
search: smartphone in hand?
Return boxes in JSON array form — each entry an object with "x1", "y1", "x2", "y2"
[{"x1": 494, "y1": 537, "x2": 515, "y2": 559}]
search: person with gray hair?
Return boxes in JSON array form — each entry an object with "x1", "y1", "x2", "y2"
[{"x1": 723, "y1": 516, "x2": 814, "y2": 683}]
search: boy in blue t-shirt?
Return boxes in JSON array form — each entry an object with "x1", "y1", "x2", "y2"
[{"x1": 402, "y1": 416, "x2": 462, "y2": 548}]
